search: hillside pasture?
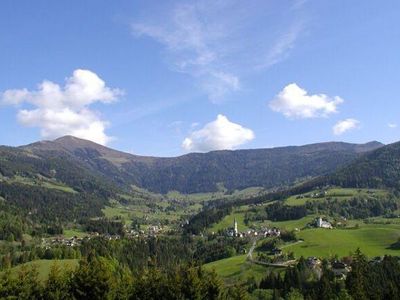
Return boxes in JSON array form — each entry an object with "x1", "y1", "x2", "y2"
[
  {"x1": 284, "y1": 188, "x2": 387, "y2": 207},
  {"x1": 203, "y1": 254, "x2": 272, "y2": 283},
  {"x1": 7, "y1": 259, "x2": 79, "y2": 281},
  {"x1": 284, "y1": 224, "x2": 400, "y2": 258}
]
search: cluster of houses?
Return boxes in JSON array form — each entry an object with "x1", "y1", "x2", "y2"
[
  {"x1": 296, "y1": 190, "x2": 328, "y2": 199},
  {"x1": 44, "y1": 236, "x2": 84, "y2": 248},
  {"x1": 225, "y1": 218, "x2": 281, "y2": 238},
  {"x1": 306, "y1": 257, "x2": 351, "y2": 279},
  {"x1": 126, "y1": 224, "x2": 166, "y2": 238},
  {"x1": 43, "y1": 232, "x2": 122, "y2": 248}
]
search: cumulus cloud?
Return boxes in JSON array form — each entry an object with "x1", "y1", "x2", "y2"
[
  {"x1": 1, "y1": 69, "x2": 122, "y2": 145},
  {"x1": 333, "y1": 119, "x2": 360, "y2": 135},
  {"x1": 269, "y1": 83, "x2": 344, "y2": 119},
  {"x1": 182, "y1": 114, "x2": 254, "y2": 152},
  {"x1": 388, "y1": 123, "x2": 397, "y2": 128}
]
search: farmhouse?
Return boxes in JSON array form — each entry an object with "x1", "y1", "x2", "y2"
[{"x1": 331, "y1": 261, "x2": 351, "y2": 279}]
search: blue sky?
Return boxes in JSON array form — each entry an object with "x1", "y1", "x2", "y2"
[{"x1": 1, "y1": 0, "x2": 399, "y2": 156}]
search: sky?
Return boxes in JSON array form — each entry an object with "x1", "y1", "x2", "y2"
[{"x1": 1, "y1": 0, "x2": 400, "y2": 156}]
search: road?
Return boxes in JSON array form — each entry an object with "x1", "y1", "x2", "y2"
[
  {"x1": 247, "y1": 238, "x2": 257, "y2": 261},
  {"x1": 246, "y1": 238, "x2": 302, "y2": 267}
]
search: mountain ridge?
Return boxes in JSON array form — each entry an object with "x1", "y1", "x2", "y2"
[
  {"x1": 13, "y1": 135, "x2": 384, "y2": 193},
  {"x1": 18, "y1": 135, "x2": 384, "y2": 158}
]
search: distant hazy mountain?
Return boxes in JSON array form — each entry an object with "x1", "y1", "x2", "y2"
[{"x1": 16, "y1": 136, "x2": 383, "y2": 193}]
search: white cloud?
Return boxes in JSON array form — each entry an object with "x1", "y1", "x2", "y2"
[
  {"x1": 333, "y1": 119, "x2": 360, "y2": 135},
  {"x1": 388, "y1": 123, "x2": 397, "y2": 128},
  {"x1": 182, "y1": 114, "x2": 254, "y2": 152},
  {"x1": 132, "y1": 1, "x2": 306, "y2": 102},
  {"x1": 258, "y1": 21, "x2": 304, "y2": 69},
  {"x1": 269, "y1": 83, "x2": 344, "y2": 119},
  {"x1": 202, "y1": 71, "x2": 240, "y2": 101},
  {"x1": 1, "y1": 69, "x2": 122, "y2": 145}
]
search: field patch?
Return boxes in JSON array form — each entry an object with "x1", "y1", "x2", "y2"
[
  {"x1": 284, "y1": 224, "x2": 400, "y2": 258},
  {"x1": 7, "y1": 259, "x2": 79, "y2": 281},
  {"x1": 203, "y1": 254, "x2": 271, "y2": 283}
]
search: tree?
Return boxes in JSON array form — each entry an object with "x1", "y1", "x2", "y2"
[
  {"x1": 346, "y1": 248, "x2": 368, "y2": 300},
  {"x1": 15, "y1": 264, "x2": 43, "y2": 300},
  {"x1": 70, "y1": 253, "x2": 114, "y2": 300},
  {"x1": 286, "y1": 288, "x2": 304, "y2": 300},
  {"x1": 43, "y1": 262, "x2": 72, "y2": 300}
]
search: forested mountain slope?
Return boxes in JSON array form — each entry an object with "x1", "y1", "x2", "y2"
[
  {"x1": 19, "y1": 136, "x2": 382, "y2": 193},
  {"x1": 324, "y1": 141, "x2": 400, "y2": 189}
]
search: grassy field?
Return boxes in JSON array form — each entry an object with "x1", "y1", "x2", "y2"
[
  {"x1": 8, "y1": 175, "x2": 76, "y2": 193},
  {"x1": 63, "y1": 228, "x2": 87, "y2": 238},
  {"x1": 102, "y1": 206, "x2": 132, "y2": 219},
  {"x1": 285, "y1": 188, "x2": 387, "y2": 206},
  {"x1": 7, "y1": 259, "x2": 79, "y2": 281},
  {"x1": 203, "y1": 254, "x2": 271, "y2": 283},
  {"x1": 263, "y1": 215, "x2": 317, "y2": 231},
  {"x1": 166, "y1": 187, "x2": 264, "y2": 203},
  {"x1": 284, "y1": 224, "x2": 400, "y2": 258}
]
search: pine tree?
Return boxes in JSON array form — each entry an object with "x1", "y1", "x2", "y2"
[
  {"x1": 15, "y1": 264, "x2": 43, "y2": 300},
  {"x1": 346, "y1": 248, "x2": 368, "y2": 300},
  {"x1": 43, "y1": 262, "x2": 72, "y2": 300},
  {"x1": 70, "y1": 253, "x2": 114, "y2": 300}
]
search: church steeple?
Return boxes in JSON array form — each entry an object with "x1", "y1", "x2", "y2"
[{"x1": 234, "y1": 217, "x2": 238, "y2": 235}]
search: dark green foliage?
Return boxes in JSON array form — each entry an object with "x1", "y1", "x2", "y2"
[
  {"x1": 0, "y1": 181, "x2": 107, "y2": 223},
  {"x1": 257, "y1": 250, "x2": 400, "y2": 300},
  {"x1": 305, "y1": 194, "x2": 398, "y2": 219},
  {"x1": 0, "y1": 255, "x2": 225, "y2": 300},
  {"x1": 43, "y1": 263, "x2": 72, "y2": 300},
  {"x1": 79, "y1": 236, "x2": 194, "y2": 273},
  {"x1": 193, "y1": 236, "x2": 250, "y2": 263},
  {"x1": 265, "y1": 202, "x2": 308, "y2": 221},
  {"x1": 0, "y1": 203, "x2": 28, "y2": 241},
  {"x1": 84, "y1": 218, "x2": 124, "y2": 235},
  {"x1": 326, "y1": 141, "x2": 400, "y2": 189},
  {"x1": 184, "y1": 206, "x2": 232, "y2": 234},
  {"x1": 125, "y1": 141, "x2": 381, "y2": 193}
]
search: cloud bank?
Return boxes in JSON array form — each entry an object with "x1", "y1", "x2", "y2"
[
  {"x1": 182, "y1": 114, "x2": 254, "y2": 152},
  {"x1": 1, "y1": 69, "x2": 121, "y2": 145},
  {"x1": 269, "y1": 83, "x2": 343, "y2": 119},
  {"x1": 333, "y1": 118, "x2": 360, "y2": 135}
]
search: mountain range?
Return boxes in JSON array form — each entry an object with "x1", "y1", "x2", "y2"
[{"x1": 5, "y1": 136, "x2": 383, "y2": 194}]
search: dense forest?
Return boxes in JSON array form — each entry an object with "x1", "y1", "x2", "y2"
[
  {"x1": 0, "y1": 182, "x2": 107, "y2": 224},
  {"x1": 0, "y1": 253, "x2": 239, "y2": 300},
  {"x1": 2, "y1": 246, "x2": 400, "y2": 299}
]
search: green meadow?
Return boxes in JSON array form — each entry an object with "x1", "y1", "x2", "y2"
[
  {"x1": 284, "y1": 224, "x2": 400, "y2": 258},
  {"x1": 203, "y1": 254, "x2": 272, "y2": 283},
  {"x1": 7, "y1": 259, "x2": 79, "y2": 281},
  {"x1": 284, "y1": 188, "x2": 388, "y2": 206}
]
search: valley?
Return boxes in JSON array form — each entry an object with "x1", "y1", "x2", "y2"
[{"x1": 1, "y1": 137, "x2": 400, "y2": 299}]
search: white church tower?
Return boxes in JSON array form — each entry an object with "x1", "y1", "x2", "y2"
[{"x1": 234, "y1": 218, "x2": 238, "y2": 235}]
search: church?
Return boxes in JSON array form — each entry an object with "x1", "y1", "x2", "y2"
[{"x1": 227, "y1": 218, "x2": 241, "y2": 237}]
